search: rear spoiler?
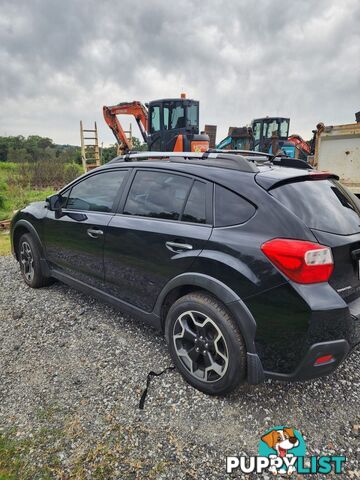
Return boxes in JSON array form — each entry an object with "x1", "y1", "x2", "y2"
[{"x1": 257, "y1": 171, "x2": 339, "y2": 191}]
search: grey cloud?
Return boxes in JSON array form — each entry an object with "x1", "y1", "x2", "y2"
[{"x1": 0, "y1": 0, "x2": 359, "y2": 145}]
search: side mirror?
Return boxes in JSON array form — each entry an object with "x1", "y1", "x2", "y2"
[
  {"x1": 46, "y1": 194, "x2": 63, "y2": 218},
  {"x1": 46, "y1": 195, "x2": 88, "y2": 222}
]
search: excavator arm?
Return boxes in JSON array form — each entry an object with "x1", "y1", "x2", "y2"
[{"x1": 102, "y1": 101, "x2": 148, "y2": 152}]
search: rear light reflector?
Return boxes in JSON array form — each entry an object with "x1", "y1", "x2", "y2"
[
  {"x1": 314, "y1": 355, "x2": 335, "y2": 366},
  {"x1": 307, "y1": 171, "x2": 334, "y2": 179},
  {"x1": 261, "y1": 238, "x2": 334, "y2": 284}
]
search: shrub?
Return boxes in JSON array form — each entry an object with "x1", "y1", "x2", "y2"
[
  {"x1": 11, "y1": 160, "x2": 83, "y2": 189},
  {"x1": 64, "y1": 162, "x2": 83, "y2": 184},
  {"x1": 0, "y1": 180, "x2": 6, "y2": 209}
]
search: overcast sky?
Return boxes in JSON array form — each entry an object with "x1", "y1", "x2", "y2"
[{"x1": 0, "y1": 0, "x2": 359, "y2": 146}]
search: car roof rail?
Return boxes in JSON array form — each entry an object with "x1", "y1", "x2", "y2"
[
  {"x1": 109, "y1": 150, "x2": 311, "y2": 171},
  {"x1": 169, "y1": 152, "x2": 259, "y2": 172},
  {"x1": 207, "y1": 148, "x2": 273, "y2": 158},
  {"x1": 109, "y1": 151, "x2": 210, "y2": 163},
  {"x1": 110, "y1": 151, "x2": 259, "y2": 173}
]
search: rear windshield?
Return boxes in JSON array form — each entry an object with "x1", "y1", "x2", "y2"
[{"x1": 271, "y1": 179, "x2": 360, "y2": 235}]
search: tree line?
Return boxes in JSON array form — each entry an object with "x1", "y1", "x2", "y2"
[{"x1": 0, "y1": 135, "x2": 146, "y2": 165}]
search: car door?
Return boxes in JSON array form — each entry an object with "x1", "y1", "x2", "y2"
[
  {"x1": 103, "y1": 169, "x2": 213, "y2": 312},
  {"x1": 44, "y1": 168, "x2": 129, "y2": 288}
]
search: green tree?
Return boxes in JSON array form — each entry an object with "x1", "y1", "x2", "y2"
[
  {"x1": 101, "y1": 145, "x2": 117, "y2": 164},
  {"x1": 132, "y1": 136, "x2": 148, "y2": 151}
]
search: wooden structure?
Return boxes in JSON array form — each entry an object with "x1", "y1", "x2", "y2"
[{"x1": 80, "y1": 121, "x2": 101, "y2": 172}]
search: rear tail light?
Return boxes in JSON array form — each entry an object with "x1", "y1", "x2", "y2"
[{"x1": 261, "y1": 238, "x2": 333, "y2": 284}]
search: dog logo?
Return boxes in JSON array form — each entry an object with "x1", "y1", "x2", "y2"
[{"x1": 259, "y1": 426, "x2": 306, "y2": 475}]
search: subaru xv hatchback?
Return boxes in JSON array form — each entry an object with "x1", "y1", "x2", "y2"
[{"x1": 11, "y1": 151, "x2": 360, "y2": 395}]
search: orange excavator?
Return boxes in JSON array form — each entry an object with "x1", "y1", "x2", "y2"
[{"x1": 103, "y1": 94, "x2": 209, "y2": 154}]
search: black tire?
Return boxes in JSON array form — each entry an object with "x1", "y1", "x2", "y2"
[
  {"x1": 17, "y1": 233, "x2": 53, "y2": 288},
  {"x1": 165, "y1": 292, "x2": 247, "y2": 395}
]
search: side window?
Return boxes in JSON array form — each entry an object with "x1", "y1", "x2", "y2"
[
  {"x1": 123, "y1": 170, "x2": 192, "y2": 220},
  {"x1": 186, "y1": 104, "x2": 199, "y2": 128},
  {"x1": 253, "y1": 121, "x2": 261, "y2": 142},
  {"x1": 215, "y1": 185, "x2": 256, "y2": 227},
  {"x1": 182, "y1": 181, "x2": 206, "y2": 224},
  {"x1": 150, "y1": 106, "x2": 160, "y2": 133},
  {"x1": 66, "y1": 170, "x2": 127, "y2": 212}
]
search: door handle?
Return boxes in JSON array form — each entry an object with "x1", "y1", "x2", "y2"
[
  {"x1": 87, "y1": 228, "x2": 104, "y2": 239},
  {"x1": 165, "y1": 241, "x2": 193, "y2": 253}
]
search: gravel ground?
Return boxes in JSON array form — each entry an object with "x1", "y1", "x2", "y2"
[{"x1": 0, "y1": 255, "x2": 359, "y2": 479}]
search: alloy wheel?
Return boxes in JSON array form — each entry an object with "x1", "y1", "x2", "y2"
[
  {"x1": 172, "y1": 310, "x2": 229, "y2": 382},
  {"x1": 20, "y1": 241, "x2": 34, "y2": 282}
]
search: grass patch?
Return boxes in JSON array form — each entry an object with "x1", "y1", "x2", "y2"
[
  {"x1": 0, "y1": 163, "x2": 55, "y2": 221},
  {"x1": 0, "y1": 233, "x2": 10, "y2": 256},
  {"x1": 0, "y1": 184, "x2": 55, "y2": 221},
  {"x1": 0, "y1": 418, "x2": 185, "y2": 480},
  {"x1": 0, "y1": 161, "x2": 82, "y2": 221},
  {"x1": 0, "y1": 430, "x2": 59, "y2": 480}
]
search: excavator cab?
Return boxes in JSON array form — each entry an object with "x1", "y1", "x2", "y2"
[
  {"x1": 251, "y1": 116, "x2": 310, "y2": 159},
  {"x1": 148, "y1": 98, "x2": 208, "y2": 152},
  {"x1": 251, "y1": 117, "x2": 290, "y2": 152},
  {"x1": 103, "y1": 94, "x2": 209, "y2": 154}
]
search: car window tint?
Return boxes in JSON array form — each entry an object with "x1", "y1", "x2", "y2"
[
  {"x1": 123, "y1": 170, "x2": 192, "y2": 220},
  {"x1": 182, "y1": 180, "x2": 206, "y2": 224},
  {"x1": 67, "y1": 170, "x2": 127, "y2": 212},
  {"x1": 215, "y1": 185, "x2": 256, "y2": 227}
]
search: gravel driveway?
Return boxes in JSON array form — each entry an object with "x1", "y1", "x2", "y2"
[{"x1": 0, "y1": 255, "x2": 359, "y2": 479}]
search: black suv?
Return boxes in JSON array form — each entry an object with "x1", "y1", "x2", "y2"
[{"x1": 11, "y1": 151, "x2": 360, "y2": 394}]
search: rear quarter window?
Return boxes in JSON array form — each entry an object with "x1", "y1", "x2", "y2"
[
  {"x1": 270, "y1": 179, "x2": 360, "y2": 235},
  {"x1": 215, "y1": 185, "x2": 256, "y2": 227}
]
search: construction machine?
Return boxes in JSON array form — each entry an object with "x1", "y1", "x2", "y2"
[
  {"x1": 251, "y1": 116, "x2": 311, "y2": 159},
  {"x1": 217, "y1": 126, "x2": 254, "y2": 151},
  {"x1": 103, "y1": 94, "x2": 209, "y2": 154},
  {"x1": 217, "y1": 116, "x2": 311, "y2": 160}
]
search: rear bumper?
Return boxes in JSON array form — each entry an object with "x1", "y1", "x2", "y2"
[
  {"x1": 247, "y1": 284, "x2": 360, "y2": 384},
  {"x1": 261, "y1": 299, "x2": 360, "y2": 382},
  {"x1": 264, "y1": 339, "x2": 351, "y2": 381}
]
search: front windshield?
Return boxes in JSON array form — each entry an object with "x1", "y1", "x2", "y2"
[
  {"x1": 163, "y1": 102, "x2": 185, "y2": 130},
  {"x1": 265, "y1": 120, "x2": 278, "y2": 138}
]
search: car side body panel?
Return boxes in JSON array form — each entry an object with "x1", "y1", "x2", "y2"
[{"x1": 103, "y1": 215, "x2": 212, "y2": 311}]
